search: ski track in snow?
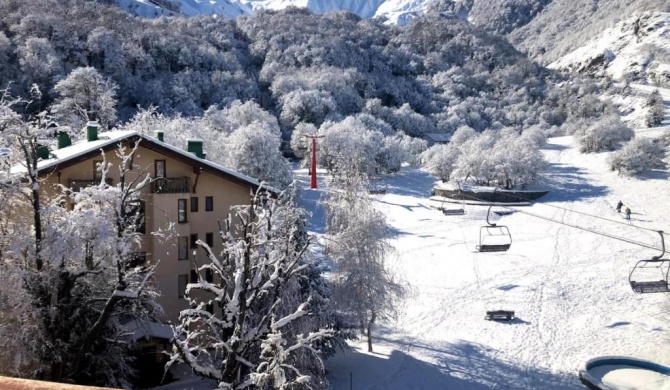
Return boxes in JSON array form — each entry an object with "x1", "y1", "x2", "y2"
[{"x1": 320, "y1": 105, "x2": 670, "y2": 388}]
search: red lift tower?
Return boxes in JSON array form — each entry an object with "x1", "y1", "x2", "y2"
[{"x1": 304, "y1": 135, "x2": 324, "y2": 189}]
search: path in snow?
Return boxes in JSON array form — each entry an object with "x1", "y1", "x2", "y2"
[{"x1": 322, "y1": 131, "x2": 670, "y2": 389}]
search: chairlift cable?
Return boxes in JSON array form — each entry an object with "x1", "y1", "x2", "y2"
[
  {"x1": 461, "y1": 185, "x2": 669, "y2": 236},
  {"x1": 455, "y1": 191, "x2": 663, "y2": 252}
]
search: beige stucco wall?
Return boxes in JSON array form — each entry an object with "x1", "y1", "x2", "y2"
[{"x1": 39, "y1": 142, "x2": 254, "y2": 322}]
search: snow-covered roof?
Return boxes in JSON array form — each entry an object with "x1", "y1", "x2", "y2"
[
  {"x1": 10, "y1": 130, "x2": 270, "y2": 191},
  {"x1": 423, "y1": 133, "x2": 452, "y2": 142}
]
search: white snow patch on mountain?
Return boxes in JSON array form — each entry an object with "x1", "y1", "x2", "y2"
[
  {"x1": 117, "y1": 0, "x2": 435, "y2": 23},
  {"x1": 550, "y1": 12, "x2": 670, "y2": 85},
  {"x1": 117, "y1": 0, "x2": 252, "y2": 18}
]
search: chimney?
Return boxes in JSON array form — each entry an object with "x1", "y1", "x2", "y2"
[
  {"x1": 57, "y1": 131, "x2": 72, "y2": 149},
  {"x1": 187, "y1": 139, "x2": 205, "y2": 159},
  {"x1": 86, "y1": 121, "x2": 99, "y2": 142},
  {"x1": 36, "y1": 144, "x2": 49, "y2": 160},
  {"x1": 154, "y1": 130, "x2": 164, "y2": 142}
]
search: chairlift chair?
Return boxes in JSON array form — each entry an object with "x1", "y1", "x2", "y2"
[
  {"x1": 442, "y1": 200, "x2": 466, "y2": 216},
  {"x1": 476, "y1": 205, "x2": 512, "y2": 252},
  {"x1": 629, "y1": 231, "x2": 670, "y2": 294}
]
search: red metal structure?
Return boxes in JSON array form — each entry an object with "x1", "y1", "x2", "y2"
[{"x1": 304, "y1": 135, "x2": 324, "y2": 189}]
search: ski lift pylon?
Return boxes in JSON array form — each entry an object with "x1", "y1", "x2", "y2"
[
  {"x1": 629, "y1": 231, "x2": 670, "y2": 294},
  {"x1": 476, "y1": 204, "x2": 512, "y2": 252}
]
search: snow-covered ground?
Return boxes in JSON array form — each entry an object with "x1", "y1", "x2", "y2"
[{"x1": 297, "y1": 117, "x2": 670, "y2": 389}]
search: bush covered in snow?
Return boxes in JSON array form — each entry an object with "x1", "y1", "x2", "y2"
[
  {"x1": 607, "y1": 137, "x2": 667, "y2": 175},
  {"x1": 422, "y1": 127, "x2": 546, "y2": 188},
  {"x1": 316, "y1": 116, "x2": 427, "y2": 179},
  {"x1": 645, "y1": 89, "x2": 665, "y2": 127},
  {"x1": 577, "y1": 115, "x2": 634, "y2": 153}
]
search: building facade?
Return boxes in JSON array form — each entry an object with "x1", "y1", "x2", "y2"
[{"x1": 23, "y1": 123, "x2": 266, "y2": 323}]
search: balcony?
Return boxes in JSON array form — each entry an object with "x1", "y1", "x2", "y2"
[
  {"x1": 68, "y1": 178, "x2": 113, "y2": 192},
  {"x1": 151, "y1": 177, "x2": 190, "y2": 194}
]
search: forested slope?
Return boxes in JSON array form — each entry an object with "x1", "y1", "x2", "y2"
[{"x1": 0, "y1": 0, "x2": 612, "y2": 144}]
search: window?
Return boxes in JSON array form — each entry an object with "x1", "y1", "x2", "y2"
[
  {"x1": 178, "y1": 199, "x2": 187, "y2": 223},
  {"x1": 177, "y1": 274, "x2": 188, "y2": 298},
  {"x1": 206, "y1": 303, "x2": 214, "y2": 314},
  {"x1": 190, "y1": 234, "x2": 198, "y2": 249},
  {"x1": 190, "y1": 270, "x2": 198, "y2": 283},
  {"x1": 205, "y1": 269, "x2": 213, "y2": 283},
  {"x1": 155, "y1": 160, "x2": 166, "y2": 178},
  {"x1": 178, "y1": 236, "x2": 188, "y2": 260},
  {"x1": 205, "y1": 232, "x2": 214, "y2": 247},
  {"x1": 205, "y1": 196, "x2": 213, "y2": 212},
  {"x1": 190, "y1": 197, "x2": 199, "y2": 212},
  {"x1": 93, "y1": 160, "x2": 103, "y2": 180}
]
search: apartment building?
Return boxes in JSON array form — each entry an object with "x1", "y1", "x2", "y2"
[{"x1": 18, "y1": 122, "x2": 267, "y2": 323}]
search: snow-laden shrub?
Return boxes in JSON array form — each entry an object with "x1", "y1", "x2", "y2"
[
  {"x1": 607, "y1": 137, "x2": 666, "y2": 175},
  {"x1": 421, "y1": 143, "x2": 461, "y2": 182},
  {"x1": 578, "y1": 115, "x2": 634, "y2": 153},
  {"x1": 378, "y1": 132, "x2": 427, "y2": 172},
  {"x1": 521, "y1": 125, "x2": 548, "y2": 148},
  {"x1": 449, "y1": 125, "x2": 477, "y2": 146},
  {"x1": 645, "y1": 89, "x2": 665, "y2": 127}
]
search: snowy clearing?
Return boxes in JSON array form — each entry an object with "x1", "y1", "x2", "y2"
[{"x1": 298, "y1": 127, "x2": 670, "y2": 389}]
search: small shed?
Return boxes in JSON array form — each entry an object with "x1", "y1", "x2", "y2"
[{"x1": 423, "y1": 133, "x2": 452, "y2": 147}]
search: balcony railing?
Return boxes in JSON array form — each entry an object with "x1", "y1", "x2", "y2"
[
  {"x1": 151, "y1": 177, "x2": 190, "y2": 194},
  {"x1": 69, "y1": 178, "x2": 113, "y2": 192}
]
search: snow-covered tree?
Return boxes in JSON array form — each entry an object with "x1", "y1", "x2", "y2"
[
  {"x1": 52, "y1": 67, "x2": 118, "y2": 132},
  {"x1": 223, "y1": 123, "x2": 293, "y2": 189},
  {"x1": 607, "y1": 137, "x2": 666, "y2": 175},
  {"x1": 449, "y1": 125, "x2": 478, "y2": 146},
  {"x1": 421, "y1": 143, "x2": 461, "y2": 182},
  {"x1": 290, "y1": 122, "x2": 318, "y2": 159},
  {"x1": 325, "y1": 171, "x2": 404, "y2": 353},
  {"x1": 0, "y1": 94, "x2": 160, "y2": 387},
  {"x1": 169, "y1": 189, "x2": 334, "y2": 389},
  {"x1": 318, "y1": 117, "x2": 383, "y2": 178},
  {"x1": 645, "y1": 89, "x2": 665, "y2": 127},
  {"x1": 577, "y1": 114, "x2": 634, "y2": 153}
]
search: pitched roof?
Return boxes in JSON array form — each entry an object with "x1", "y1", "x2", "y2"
[
  {"x1": 10, "y1": 131, "x2": 273, "y2": 192},
  {"x1": 423, "y1": 133, "x2": 452, "y2": 142}
]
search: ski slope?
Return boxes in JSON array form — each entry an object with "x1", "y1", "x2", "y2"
[{"x1": 308, "y1": 127, "x2": 670, "y2": 388}]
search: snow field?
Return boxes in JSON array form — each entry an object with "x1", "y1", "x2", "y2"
[{"x1": 317, "y1": 131, "x2": 670, "y2": 389}]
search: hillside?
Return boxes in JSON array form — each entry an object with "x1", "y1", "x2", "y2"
[
  {"x1": 508, "y1": 0, "x2": 669, "y2": 64},
  {"x1": 549, "y1": 12, "x2": 670, "y2": 86}
]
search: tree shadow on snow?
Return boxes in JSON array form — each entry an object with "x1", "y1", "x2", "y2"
[
  {"x1": 540, "y1": 163, "x2": 609, "y2": 202},
  {"x1": 382, "y1": 169, "x2": 437, "y2": 198},
  {"x1": 634, "y1": 168, "x2": 669, "y2": 181},
  {"x1": 327, "y1": 336, "x2": 581, "y2": 390},
  {"x1": 543, "y1": 142, "x2": 570, "y2": 152}
]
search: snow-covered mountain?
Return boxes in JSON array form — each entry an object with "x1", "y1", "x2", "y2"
[
  {"x1": 116, "y1": 0, "x2": 432, "y2": 24},
  {"x1": 116, "y1": 0, "x2": 252, "y2": 18},
  {"x1": 549, "y1": 12, "x2": 670, "y2": 85}
]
